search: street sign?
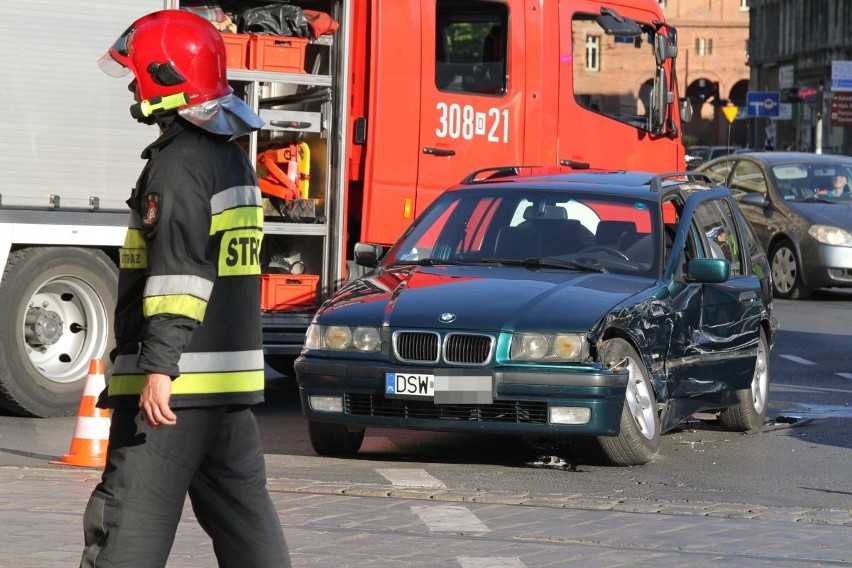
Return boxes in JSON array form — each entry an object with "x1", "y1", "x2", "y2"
[
  {"x1": 831, "y1": 61, "x2": 852, "y2": 93},
  {"x1": 722, "y1": 105, "x2": 739, "y2": 124},
  {"x1": 746, "y1": 91, "x2": 781, "y2": 118},
  {"x1": 830, "y1": 92, "x2": 852, "y2": 127}
]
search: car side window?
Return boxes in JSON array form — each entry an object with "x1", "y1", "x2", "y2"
[
  {"x1": 693, "y1": 199, "x2": 743, "y2": 276},
  {"x1": 703, "y1": 161, "x2": 733, "y2": 185},
  {"x1": 730, "y1": 160, "x2": 767, "y2": 197},
  {"x1": 662, "y1": 198, "x2": 699, "y2": 279}
]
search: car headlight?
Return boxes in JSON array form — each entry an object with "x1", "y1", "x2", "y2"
[
  {"x1": 304, "y1": 324, "x2": 382, "y2": 352},
  {"x1": 808, "y1": 225, "x2": 852, "y2": 247},
  {"x1": 510, "y1": 332, "x2": 588, "y2": 362}
]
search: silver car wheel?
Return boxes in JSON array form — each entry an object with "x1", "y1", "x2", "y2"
[
  {"x1": 771, "y1": 245, "x2": 797, "y2": 295},
  {"x1": 625, "y1": 356, "x2": 657, "y2": 441},
  {"x1": 752, "y1": 334, "x2": 769, "y2": 414}
]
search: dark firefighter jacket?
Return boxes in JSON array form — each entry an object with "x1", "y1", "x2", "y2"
[{"x1": 103, "y1": 119, "x2": 265, "y2": 409}]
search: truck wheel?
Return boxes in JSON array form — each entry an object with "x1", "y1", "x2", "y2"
[
  {"x1": 717, "y1": 330, "x2": 770, "y2": 431},
  {"x1": 596, "y1": 338, "x2": 660, "y2": 466},
  {"x1": 307, "y1": 420, "x2": 365, "y2": 456},
  {"x1": 0, "y1": 248, "x2": 117, "y2": 417}
]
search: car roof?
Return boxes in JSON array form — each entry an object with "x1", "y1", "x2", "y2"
[
  {"x1": 450, "y1": 167, "x2": 725, "y2": 201},
  {"x1": 705, "y1": 151, "x2": 852, "y2": 166}
]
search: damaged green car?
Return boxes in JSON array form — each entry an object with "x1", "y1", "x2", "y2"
[{"x1": 296, "y1": 169, "x2": 778, "y2": 465}]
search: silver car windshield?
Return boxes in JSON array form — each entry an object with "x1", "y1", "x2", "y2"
[{"x1": 772, "y1": 163, "x2": 852, "y2": 201}]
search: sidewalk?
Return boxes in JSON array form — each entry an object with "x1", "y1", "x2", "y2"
[{"x1": 2, "y1": 466, "x2": 850, "y2": 567}]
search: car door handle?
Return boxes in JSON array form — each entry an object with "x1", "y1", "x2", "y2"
[
  {"x1": 739, "y1": 291, "x2": 757, "y2": 302},
  {"x1": 423, "y1": 147, "x2": 456, "y2": 157}
]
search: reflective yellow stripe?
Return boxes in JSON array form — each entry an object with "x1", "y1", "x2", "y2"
[
  {"x1": 120, "y1": 248, "x2": 147, "y2": 269},
  {"x1": 124, "y1": 228, "x2": 146, "y2": 248},
  {"x1": 219, "y1": 228, "x2": 263, "y2": 276},
  {"x1": 210, "y1": 206, "x2": 263, "y2": 235},
  {"x1": 108, "y1": 370, "x2": 265, "y2": 396},
  {"x1": 120, "y1": 229, "x2": 149, "y2": 269},
  {"x1": 143, "y1": 294, "x2": 208, "y2": 321}
]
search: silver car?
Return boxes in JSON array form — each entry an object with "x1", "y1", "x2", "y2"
[{"x1": 699, "y1": 151, "x2": 852, "y2": 299}]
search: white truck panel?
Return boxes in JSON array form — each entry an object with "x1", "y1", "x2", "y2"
[{"x1": 0, "y1": 1, "x2": 163, "y2": 210}]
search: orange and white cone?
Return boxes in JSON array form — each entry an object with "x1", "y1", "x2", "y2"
[{"x1": 51, "y1": 359, "x2": 110, "y2": 468}]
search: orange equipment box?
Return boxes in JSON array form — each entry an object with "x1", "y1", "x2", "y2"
[
  {"x1": 222, "y1": 33, "x2": 251, "y2": 70},
  {"x1": 249, "y1": 35, "x2": 308, "y2": 73},
  {"x1": 261, "y1": 274, "x2": 319, "y2": 310}
]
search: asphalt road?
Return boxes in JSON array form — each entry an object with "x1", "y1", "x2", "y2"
[{"x1": 2, "y1": 290, "x2": 851, "y2": 520}]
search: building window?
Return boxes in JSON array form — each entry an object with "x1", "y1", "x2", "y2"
[
  {"x1": 695, "y1": 38, "x2": 713, "y2": 56},
  {"x1": 585, "y1": 35, "x2": 600, "y2": 72},
  {"x1": 658, "y1": 0, "x2": 666, "y2": 7},
  {"x1": 740, "y1": 0, "x2": 748, "y2": 9}
]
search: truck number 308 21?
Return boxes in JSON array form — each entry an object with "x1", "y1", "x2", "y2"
[{"x1": 435, "y1": 102, "x2": 509, "y2": 143}]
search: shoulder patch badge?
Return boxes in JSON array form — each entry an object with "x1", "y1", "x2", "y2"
[{"x1": 142, "y1": 193, "x2": 161, "y2": 226}]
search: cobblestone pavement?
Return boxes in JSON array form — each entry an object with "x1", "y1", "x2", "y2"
[{"x1": 3, "y1": 466, "x2": 850, "y2": 567}]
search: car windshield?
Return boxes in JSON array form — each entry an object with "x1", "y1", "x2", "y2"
[
  {"x1": 385, "y1": 188, "x2": 660, "y2": 277},
  {"x1": 772, "y1": 163, "x2": 852, "y2": 202}
]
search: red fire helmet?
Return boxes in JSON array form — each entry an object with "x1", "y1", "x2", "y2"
[{"x1": 99, "y1": 10, "x2": 232, "y2": 113}]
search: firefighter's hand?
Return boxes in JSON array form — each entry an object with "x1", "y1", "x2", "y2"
[{"x1": 139, "y1": 372, "x2": 177, "y2": 428}]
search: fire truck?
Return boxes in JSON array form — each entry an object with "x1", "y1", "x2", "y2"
[{"x1": 0, "y1": 0, "x2": 687, "y2": 416}]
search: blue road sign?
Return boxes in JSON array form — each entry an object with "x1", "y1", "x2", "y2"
[{"x1": 746, "y1": 91, "x2": 781, "y2": 118}]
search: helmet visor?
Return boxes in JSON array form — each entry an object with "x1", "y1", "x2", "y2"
[{"x1": 98, "y1": 24, "x2": 134, "y2": 77}]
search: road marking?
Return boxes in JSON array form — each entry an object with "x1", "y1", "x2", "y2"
[
  {"x1": 458, "y1": 558, "x2": 527, "y2": 568},
  {"x1": 837, "y1": 373, "x2": 852, "y2": 380},
  {"x1": 412, "y1": 505, "x2": 490, "y2": 532},
  {"x1": 779, "y1": 354, "x2": 817, "y2": 365},
  {"x1": 377, "y1": 468, "x2": 446, "y2": 488}
]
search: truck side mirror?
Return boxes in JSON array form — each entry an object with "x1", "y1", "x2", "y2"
[
  {"x1": 679, "y1": 98, "x2": 693, "y2": 123},
  {"x1": 651, "y1": 67, "x2": 672, "y2": 135}
]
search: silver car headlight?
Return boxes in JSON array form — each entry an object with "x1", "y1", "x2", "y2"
[
  {"x1": 305, "y1": 324, "x2": 381, "y2": 352},
  {"x1": 510, "y1": 332, "x2": 588, "y2": 362},
  {"x1": 808, "y1": 225, "x2": 852, "y2": 247}
]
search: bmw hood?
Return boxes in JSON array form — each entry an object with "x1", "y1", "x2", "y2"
[{"x1": 318, "y1": 265, "x2": 654, "y2": 332}]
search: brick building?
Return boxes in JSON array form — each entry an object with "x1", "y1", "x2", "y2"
[{"x1": 658, "y1": 0, "x2": 751, "y2": 148}]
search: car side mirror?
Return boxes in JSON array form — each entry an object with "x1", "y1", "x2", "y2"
[
  {"x1": 685, "y1": 258, "x2": 730, "y2": 283},
  {"x1": 354, "y1": 243, "x2": 384, "y2": 268},
  {"x1": 739, "y1": 192, "x2": 769, "y2": 207}
]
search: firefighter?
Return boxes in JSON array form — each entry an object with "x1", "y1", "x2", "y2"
[{"x1": 80, "y1": 10, "x2": 291, "y2": 567}]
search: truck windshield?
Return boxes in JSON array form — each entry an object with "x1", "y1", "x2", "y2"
[{"x1": 573, "y1": 13, "x2": 661, "y2": 133}]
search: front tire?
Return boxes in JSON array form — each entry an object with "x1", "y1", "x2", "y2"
[
  {"x1": 0, "y1": 248, "x2": 117, "y2": 417},
  {"x1": 596, "y1": 338, "x2": 660, "y2": 466},
  {"x1": 717, "y1": 329, "x2": 770, "y2": 431},
  {"x1": 308, "y1": 421, "x2": 365, "y2": 456},
  {"x1": 770, "y1": 240, "x2": 811, "y2": 300}
]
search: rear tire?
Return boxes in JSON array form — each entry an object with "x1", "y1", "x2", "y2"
[
  {"x1": 0, "y1": 247, "x2": 117, "y2": 417},
  {"x1": 717, "y1": 329, "x2": 770, "y2": 431},
  {"x1": 596, "y1": 338, "x2": 660, "y2": 466},
  {"x1": 308, "y1": 421, "x2": 365, "y2": 456}
]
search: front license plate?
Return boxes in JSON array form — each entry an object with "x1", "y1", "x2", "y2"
[{"x1": 386, "y1": 372, "x2": 434, "y2": 398}]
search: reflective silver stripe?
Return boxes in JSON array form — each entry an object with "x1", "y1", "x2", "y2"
[
  {"x1": 210, "y1": 185, "x2": 261, "y2": 215},
  {"x1": 128, "y1": 210, "x2": 143, "y2": 229},
  {"x1": 143, "y1": 274, "x2": 214, "y2": 301},
  {"x1": 113, "y1": 349, "x2": 265, "y2": 374}
]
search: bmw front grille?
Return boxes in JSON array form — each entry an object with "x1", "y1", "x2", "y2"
[{"x1": 393, "y1": 331, "x2": 494, "y2": 365}]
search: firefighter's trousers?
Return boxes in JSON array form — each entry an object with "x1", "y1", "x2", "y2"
[{"x1": 80, "y1": 406, "x2": 291, "y2": 568}]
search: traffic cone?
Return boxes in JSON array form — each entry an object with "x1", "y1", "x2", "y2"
[{"x1": 51, "y1": 359, "x2": 110, "y2": 468}]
